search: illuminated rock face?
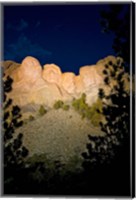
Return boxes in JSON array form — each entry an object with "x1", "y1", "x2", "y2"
[
  {"x1": 42, "y1": 64, "x2": 62, "y2": 85},
  {"x1": 2, "y1": 55, "x2": 127, "y2": 108},
  {"x1": 61, "y1": 72, "x2": 76, "y2": 94},
  {"x1": 12, "y1": 56, "x2": 42, "y2": 83}
]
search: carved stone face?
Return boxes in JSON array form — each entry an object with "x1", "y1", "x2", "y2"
[
  {"x1": 4, "y1": 55, "x2": 127, "y2": 108},
  {"x1": 74, "y1": 75, "x2": 84, "y2": 94},
  {"x1": 61, "y1": 72, "x2": 76, "y2": 94},
  {"x1": 79, "y1": 65, "x2": 103, "y2": 88},
  {"x1": 42, "y1": 64, "x2": 62, "y2": 85},
  {"x1": 12, "y1": 56, "x2": 42, "y2": 83}
]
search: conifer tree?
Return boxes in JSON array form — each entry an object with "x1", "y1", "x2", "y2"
[
  {"x1": 3, "y1": 75, "x2": 29, "y2": 193},
  {"x1": 100, "y1": 4, "x2": 130, "y2": 68},
  {"x1": 82, "y1": 58, "x2": 131, "y2": 195}
]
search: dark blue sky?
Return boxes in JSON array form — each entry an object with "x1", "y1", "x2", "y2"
[{"x1": 3, "y1": 3, "x2": 116, "y2": 74}]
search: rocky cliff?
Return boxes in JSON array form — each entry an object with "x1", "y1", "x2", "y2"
[
  {"x1": 2, "y1": 55, "x2": 130, "y2": 165},
  {"x1": 2, "y1": 55, "x2": 129, "y2": 110}
]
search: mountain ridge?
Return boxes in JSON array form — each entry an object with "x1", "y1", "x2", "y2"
[{"x1": 2, "y1": 55, "x2": 129, "y2": 110}]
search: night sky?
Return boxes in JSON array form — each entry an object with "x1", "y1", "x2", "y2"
[{"x1": 3, "y1": 3, "x2": 116, "y2": 74}]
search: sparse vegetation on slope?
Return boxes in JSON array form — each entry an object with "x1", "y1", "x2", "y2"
[
  {"x1": 63, "y1": 104, "x2": 70, "y2": 111},
  {"x1": 81, "y1": 57, "x2": 131, "y2": 196},
  {"x1": 72, "y1": 93, "x2": 103, "y2": 126},
  {"x1": 15, "y1": 108, "x2": 103, "y2": 163},
  {"x1": 54, "y1": 100, "x2": 64, "y2": 109},
  {"x1": 3, "y1": 55, "x2": 131, "y2": 196},
  {"x1": 28, "y1": 115, "x2": 35, "y2": 121},
  {"x1": 3, "y1": 76, "x2": 29, "y2": 193},
  {"x1": 54, "y1": 100, "x2": 70, "y2": 111},
  {"x1": 38, "y1": 105, "x2": 47, "y2": 116}
]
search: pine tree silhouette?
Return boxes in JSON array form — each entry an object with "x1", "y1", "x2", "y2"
[
  {"x1": 100, "y1": 4, "x2": 130, "y2": 69},
  {"x1": 3, "y1": 75, "x2": 29, "y2": 194},
  {"x1": 82, "y1": 57, "x2": 131, "y2": 196}
]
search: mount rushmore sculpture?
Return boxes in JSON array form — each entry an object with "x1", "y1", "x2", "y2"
[{"x1": 2, "y1": 55, "x2": 129, "y2": 108}]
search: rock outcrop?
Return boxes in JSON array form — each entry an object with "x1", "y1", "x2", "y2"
[{"x1": 2, "y1": 55, "x2": 129, "y2": 109}]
